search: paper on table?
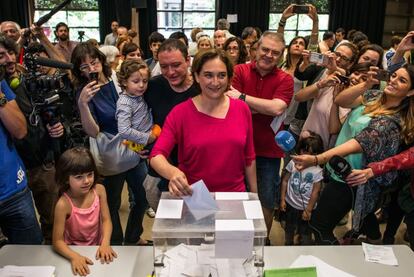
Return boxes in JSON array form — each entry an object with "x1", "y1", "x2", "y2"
[
  {"x1": 362, "y1": 242, "x2": 398, "y2": 266},
  {"x1": 182, "y1": 180, "x2": 219, "y2": 220},
  {"x1": 155, "y1": 199, "x2": 183, "y2": 219},
  {"x1": 0, "y1": 265, "x2": 55, "y2": 277},
  {"x1": 197, "y1": 244, "x2": 215, "y2": 265},
  {"x1": 290, "y1": 255, "x2": 355, "y2": 277},
  {"x1": 243, "y1": 200, "x2": 264, "y2": 219},
  {"x1": 164, "y1": 243, "x2": 192, "y2": 261},
  {"x1": 216, "y1": 259, "x2": 246, "y2": 277},
  {"x1": 215, "y1": 192, "x2": 249, "y2": 200}
]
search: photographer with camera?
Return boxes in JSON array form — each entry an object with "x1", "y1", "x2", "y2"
[
  {"x1": 0, "y1": 34, "x2": 43, "y2": 244},
  {"x1": 2, "y1": 28, "x2": 71, "y2": 243}
]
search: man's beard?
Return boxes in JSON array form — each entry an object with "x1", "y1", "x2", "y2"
[{"x1": 59, "y1": 35, "x2": 69, "y2": 41}]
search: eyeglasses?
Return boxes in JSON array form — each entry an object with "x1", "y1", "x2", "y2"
[
  {"x1": 226, "y1": 46, "x2": 239, "y2": 52},
  {"x1": 79, "y1": 58, "x2": 100, "y2": 72},
  {"x1": 334, "y1": 52, "x2": 352, "y2": 63},
  {"x1": 260, "y1": 46, "x2": 280, "y2": 57}
]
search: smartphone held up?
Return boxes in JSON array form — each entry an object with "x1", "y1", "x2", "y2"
[
  {"x1": 292, "y1": 5, "x2": 309, "y2": 14},
  {"x1": 309, "y1": 52, "x2": 328, "y2": 66},
  {"x1": 89, "y1": 72, "x2": 99, "y2": 83}
]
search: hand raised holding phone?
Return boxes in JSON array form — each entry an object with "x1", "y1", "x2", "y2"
[
  {"x1": 364, "y1": 66, "x2": 382, "y2": 88},
  {"x1": 89, "y1": 72, "x2": 99, "y2": 83},
  {"x1": 309, "y1": 52, "x2": 328, "y2": 66}
]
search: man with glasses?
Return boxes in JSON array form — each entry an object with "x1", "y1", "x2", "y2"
[{"x1": 226, "y1": 32, "x2": 294, "y2": 244}]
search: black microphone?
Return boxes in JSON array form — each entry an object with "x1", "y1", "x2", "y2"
[
  {"x1": 35, "y1": 0, "x2": 72, "y2": 26},
  {"x1": 328, "y1": 155, "x2": 352, "y2": 179},
  {"x1": 33, "y1": 56, "x2": 74, "y2": 70}
]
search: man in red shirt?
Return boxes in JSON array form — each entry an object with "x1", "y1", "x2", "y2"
[{"x1": 227, "y1": 31, "x2": 294, "y2": 242}]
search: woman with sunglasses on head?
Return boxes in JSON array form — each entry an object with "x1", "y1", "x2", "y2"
[
  {"x1": 292, "y1": 64, "x2": 414, "y2": 245},
  {"x1": 72, "y1": 43, "x2": 149, "y2": 246}
]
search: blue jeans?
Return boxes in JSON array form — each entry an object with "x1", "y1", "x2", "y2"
[
  {"x1": 256, "y1": 156, "x2": 281, "y2": 209},
  {"x1": 103, "y1": 160, "x2": 148, "y2": 245},
  {"x1": 0, "y1": 186, "x2": 43, "y2": 244}
]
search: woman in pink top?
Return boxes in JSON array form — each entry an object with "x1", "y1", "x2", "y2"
[
  {"x1": 150, "y1": 49, "x2": 257, "y2": 196},
  {"x1": 52, "y1": 147, "x2": 116, "y2": 276}
]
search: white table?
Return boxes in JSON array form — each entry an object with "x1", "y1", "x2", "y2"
[
  {"x1": 1, "y1": 245, "x2": 413, "y2": 276},
  {"x1": 264, "y1": 245, "x2": 414, "y2": 277},
  {"x1": 0, "y1": 245, "x2": 153, "y2": 276}
]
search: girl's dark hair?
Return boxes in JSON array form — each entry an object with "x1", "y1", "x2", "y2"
[
  {"x1": 70, "y1": 42, "x2": 112, "y2": 88},
  {"x1": 55, "y1": 147, "x2": 99, "y2": 197},
  {"x1": 117, "y1": 59, "x2": 150, "y2": 91},
  {"x1": 223, "y1": 36, "x2": 248, "y2": 65},
  {"x1": 122, "y1": 42, "x2": 143, "y2": 58},
  {"x1": 191, "y1": 48, "x2": 233, "y2": 93},
  {"x1": 295, "y1": 131, "x2": 324, "y2": 155},
  {"x1": 285, "y1": 36, "x2": 307, "y2": 69}
]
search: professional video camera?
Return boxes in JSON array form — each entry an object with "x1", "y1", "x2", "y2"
[
  {"x1": 21, "y1": 0, "x2": 72, "y2": 127},
  {"x1": 20, "y1": 0, "x2": 89, "y2": 150},
  {"x1": 23, "y1": 47, "x2": 72, "y2": 127}
]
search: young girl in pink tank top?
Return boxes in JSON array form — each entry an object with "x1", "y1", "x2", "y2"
[{"x1": 52, "y1": 147, "x2": 117, "y2": 276}]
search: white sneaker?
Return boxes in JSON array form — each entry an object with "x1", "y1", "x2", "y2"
[{"x1": 146, "y1": 207, "x2": 156, "y2": 218}]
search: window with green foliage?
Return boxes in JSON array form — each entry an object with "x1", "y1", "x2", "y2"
[
  {"x1": 157, "y1": 0, "x2": 216, "y2": 40},
  {"x1": 269, "y1": 0, "x2": 330, "y2": 45},
  {"x1": 34, "y1": 0, "x2": 99, "y2": 43}
]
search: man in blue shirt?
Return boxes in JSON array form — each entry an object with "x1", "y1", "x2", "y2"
[{"x1": 0, "y1": 40, "x2": 42, "y2": 244}]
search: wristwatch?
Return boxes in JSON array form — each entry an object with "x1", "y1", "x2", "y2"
[
  {"x1": 238, "y1": 93, "x2": 246, "y2": 102},
  {"x1": 0, "y1": 92, "x2": 7, "y2": 107}
]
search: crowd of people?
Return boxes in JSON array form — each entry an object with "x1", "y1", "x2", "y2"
[{"x1": 1, "y1": 3, "x2": 414, "y2": 275}]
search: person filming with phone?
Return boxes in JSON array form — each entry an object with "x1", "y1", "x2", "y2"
[
  {"x1": 292, "y1": 64, "x2": 414, "y2": 245},
  {"x1": 295, "y1": 42, "x2": 359, "y2": 149}
]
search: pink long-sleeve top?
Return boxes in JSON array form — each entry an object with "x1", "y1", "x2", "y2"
[{"x1": 150, "y1": 98, "x2": 255, "y2": 192}]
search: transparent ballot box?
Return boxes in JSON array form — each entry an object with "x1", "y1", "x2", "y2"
[{"x1": 152, "y1": 192, "x2": 267, "y2": 277}]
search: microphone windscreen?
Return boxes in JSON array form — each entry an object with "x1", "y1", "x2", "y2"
[
  {"x1": 275, "y1": 130, "x2": 296, "y2": 152},
  {"x1": 328, "y1": 155, "x2": 352, "y2": 179}
]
